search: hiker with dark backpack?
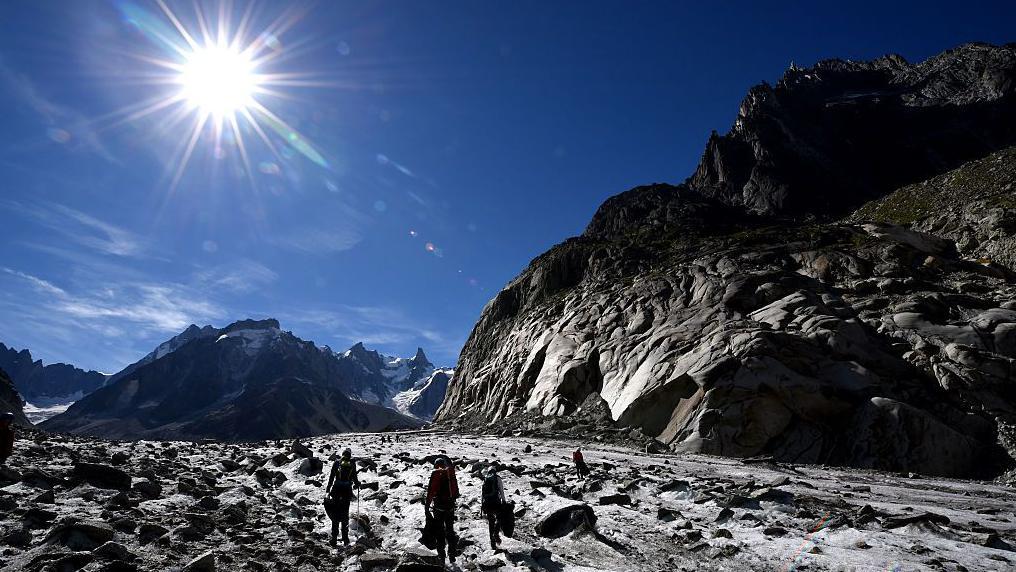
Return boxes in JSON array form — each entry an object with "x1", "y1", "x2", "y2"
[
  {"x1": 324, "y1": 448, "x2": 360, "y2": 546},
  {"x1": 425, "y1": 456, "x2": 459, "y2": 565},
  {"x1": 481, "y1": 465, "x2": 507, "y2": 549}
]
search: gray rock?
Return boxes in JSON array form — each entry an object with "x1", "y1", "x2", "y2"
[
  {"x1": 94, "y1": 541, "x2": 137, "y2": 561},
  {"x1": 132, "y1": 479, "x2": 162, "y2": 500},
  {"x1": 182, "y1": 551, "x2": 216, "y2": 572},
  {"x1": 138, "y1": 522, "x2": 170, "y2": 544},
  {"x1": 536, "y1": 503, "x2": 596, "y2": 538},
  {"x1": 73, "y1": 462, "x2": 132, "y2": 490},
  {"x1": 44, "y1": 520, "x2": 116, "y2": 551}
]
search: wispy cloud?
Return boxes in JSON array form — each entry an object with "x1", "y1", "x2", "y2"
[
  {"x1": 2, "y1": 267, "x2": 223, "y2": 335},
  {"x1": 270, "y1": 227, "x2": 362, "y2": 254},
  {"x1": 0, "y1": 55, "x2": 118, "y2": 164},
  {"x1": 1, "y1": 267, "x2": 66, "y2": 296},
  {"x1": 5, "y1": 200, "x2": 149, "y2": 258},
  {"x1": 192, "y1": 259, "x2": 278, "y2": 294}
]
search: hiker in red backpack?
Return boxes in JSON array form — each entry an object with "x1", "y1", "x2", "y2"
[
  {"x1": 0, "y1": 412, "x2": 14, "y2": 466},
  {"x1": 425, "y1": 456, "x2": 459, "y2": 564},
  {"x1": 573, "y1": 447, "x2": 590, "y2": 478}
]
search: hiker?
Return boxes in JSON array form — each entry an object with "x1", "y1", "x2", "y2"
[
  {"x1": 324, "y1": 448, "x2": 360, "y2": 546},
  {"x1": 0, "y1": 412, "x2": 14, "y2": 466},
  {"x1": 425, "y1": 456, "x2": 460, "y2": 564},
  {"x1": 573, "y1": 447, "x2": 590, "y2": 478},
  {"x1": 481, "y1": 465, "x2": 507, "y2": 549}
]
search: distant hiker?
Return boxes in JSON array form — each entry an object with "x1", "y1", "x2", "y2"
[
  {"x1": 481, "y1": 465, "x2": 507, "y2": 549},
  {"x1": 425, "y1": 456, "x2": 460, "y2": 564},
  {"x1": 324, "y1": 448, "x2": 360, "y2": 546},
  {"x1": 0, "y1": 412, "x2": 13, "y2": 466},
  {"x1": 573, "y1": 447, "x2": 590, "y2": 478}
]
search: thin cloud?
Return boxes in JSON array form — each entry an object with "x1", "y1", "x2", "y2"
[
  {"x1": 5, "y1": 200, "x2": 148, "y2": 258},
  {"x1": 2, "y1": 267, "x2": 224, "y2": 335},
  {"x1": 0, "y1": 267, "x2": 66, "y2": 296},
  {"x1": 271, "y1": 227, "x2": 362, "y2": 254},
  {"x1": 192, "y1": 259, "x2": 279, "y2": 294},
  {"x1": 0, "y1": 55, "x2": 119, "y2": 164}
]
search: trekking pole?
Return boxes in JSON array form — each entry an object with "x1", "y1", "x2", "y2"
[{"x1": 357, "y1": 486, "x2": 361, "y2": 517}]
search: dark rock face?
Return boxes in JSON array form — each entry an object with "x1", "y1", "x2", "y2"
[
  {"x1": 438, "y1": 43, "x2": 1016, "y2": 479},
  {"x1": 42, "y1": 320, "x2": 422, "y2": 441},
  {"x1": 104, "y1": 324, "x2": 217, "y2": 387},
  {"x1": 687, "y1": 43, "x2": 1016, "y2": 217},
  {"x1": 0, "y1": 343, "x2": 106, "y2": 401},
  {"x1": 0, "y1": 367, "x2": 29, "y2": 426}
]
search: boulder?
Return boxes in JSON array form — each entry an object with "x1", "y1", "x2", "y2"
[
  {"x1": 44, "y1": 520, "x2": 116, "y2": 551},
  {"x1": 291, "y1": 440, "x2": 314, "y2": 459},
  {"x1": 536, "y1": 503, "x2": 597, "y2": 538},
  {"x1": 73, "y1": 462, "x2": 132, "y2": 490},
  {"x1": 298, "y1": 457, "x2": 323, "y2": 477},
  {"x1": 132, "y1": 479, "x2": 162, "y2": 500},
  {"x1": 598, "y1": 493, "x2": 632, "y2": 506},
  {"x1": 182, "y1": 551, "x2": 216, "y2": 572}
]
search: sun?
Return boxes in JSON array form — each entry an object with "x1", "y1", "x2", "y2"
[
  {"x1": 112, "y1": 1, "x2": 331, "y2": 189},
  {"x1": 179, "y1": 44, "x2": 259, "y2": 117}
]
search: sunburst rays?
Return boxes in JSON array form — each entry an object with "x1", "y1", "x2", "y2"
[{"x1": 113, "y1": 0, "x2": 331, "y2": 190}]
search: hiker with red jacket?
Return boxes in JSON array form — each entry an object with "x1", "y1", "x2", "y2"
[
  {"x1": 425, "y1": 456, "x2": 459, "y2": 564},
  {"x1": 573, "y1": 447, "x2": 590, "y2": 478},
  {"x1": 0, "y1": 412, "x2": 15, "y2": 466}
]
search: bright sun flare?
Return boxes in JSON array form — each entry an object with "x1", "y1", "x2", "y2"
[
  {"x1": 179, "y1": 45, "x2": 259, "y2": 116},
  {"x1": 115, "y1": 1, "x2": 331, "y2": 189}
]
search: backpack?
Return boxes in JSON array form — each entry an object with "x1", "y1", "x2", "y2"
[
  {"x1": 431, "y1": 466, "x2": 459, "y2": 503},
  {"x1": 483, "y1": 475, "x2": 499, "y2": 501},
  {"x1": 331, "y1": 460, "x2": 355, "y2": 500},
  {"x1": 481, "y1": 474, "x2": 500, "y2": 509}
]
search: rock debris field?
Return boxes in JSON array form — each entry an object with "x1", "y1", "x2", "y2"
[{"x1": 1, "y1": 429, "x2": 1015, "y2": 571}]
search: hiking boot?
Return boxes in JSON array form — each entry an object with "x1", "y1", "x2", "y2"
[{"x1": 342, "y1": 536, "x2": 350, "y2": 546}]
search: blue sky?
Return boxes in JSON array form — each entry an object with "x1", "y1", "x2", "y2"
[{"x1": 0, "y1": 1, "x2": 1013, "y2": 372}]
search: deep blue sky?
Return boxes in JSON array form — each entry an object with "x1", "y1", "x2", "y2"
[{"x1": 0, "y1": 0, "x2": 1013, "y2": 372}]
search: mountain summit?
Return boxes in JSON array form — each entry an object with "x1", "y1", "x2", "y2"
[{"x1": 438, "y1": 43, "x2": 1016, "y2": 480}]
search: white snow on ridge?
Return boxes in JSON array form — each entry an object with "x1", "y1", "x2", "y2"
[{"x1": 215, "y1": 327, "x2": 281, "y2": 356}]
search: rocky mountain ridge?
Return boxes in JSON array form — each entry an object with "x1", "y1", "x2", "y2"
[
  {"x1": 437, "y1": 43, "x2": 1016, "y2": 480},
  {"x1": 0, "y1": 344, "x2": 107, "y2": 404},
  {"x1": 687, "y1": 42, "x2": 1016, "y2": 217},
  {"x1": 41, "y1": 319, "x2": 446, "y2": 441}
]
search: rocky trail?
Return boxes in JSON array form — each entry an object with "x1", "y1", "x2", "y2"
[{"x1": 1, "y1": 430, "x2": 1015, "y2": 571}]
